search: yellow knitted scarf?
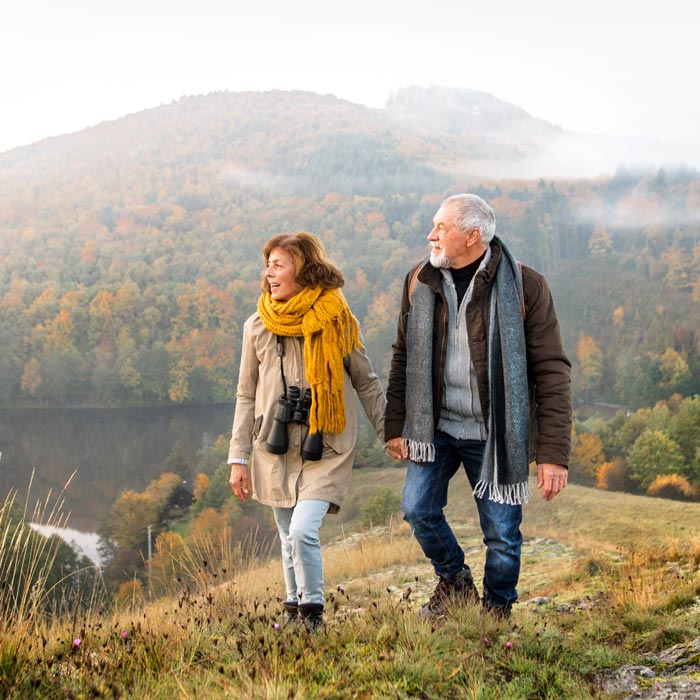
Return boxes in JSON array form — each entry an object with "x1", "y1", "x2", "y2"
[{"x1": 257, "y1": 286, "x2": 361, "y2": 435}]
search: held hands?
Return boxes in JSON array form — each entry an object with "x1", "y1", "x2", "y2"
[
  {"x1": 229, "y1": 463, "x2": 250, "y2": 502},
  {"x1": 386, "y1": 438, "x2": 568, "y2": 501},
  {"x1": 537, "y1": 463, "x2": 568, "y2": 501},
  {"x1": 385, "y1": 437, "x2": 408, "y2": 460}
]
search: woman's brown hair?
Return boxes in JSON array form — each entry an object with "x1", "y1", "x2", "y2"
[{"x1": 262, "y1": 231, "x2": 344, "y2": 293}]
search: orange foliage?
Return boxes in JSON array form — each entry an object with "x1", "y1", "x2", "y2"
[
  {"x1": 571, "y1": 429, "x2": 605, "y2": 479},
  {"x1": 193, "y1": 473, "x2": 210, "y2": 502},
  {"x1": 646, "y1": 474, "x2": 695, "y2": 501},
  {"x1": 190, "y1": 507, "x2": 228, "y2": 546},
  {"x1": 596, "y1": 458, "x2": 634, "y2": 492},
  {"x1": 114, "y1": 579, "x2": 145, "y2": 610}
]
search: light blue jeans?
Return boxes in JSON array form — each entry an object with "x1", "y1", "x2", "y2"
[{"x1": 272, "y1": 499, "x2": 330, "y2": 606}]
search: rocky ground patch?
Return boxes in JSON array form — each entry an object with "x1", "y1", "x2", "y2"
[{"x1": 595, "y1": 637, "x2": 700, "y2": 699}]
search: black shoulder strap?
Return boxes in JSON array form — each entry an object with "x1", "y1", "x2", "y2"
[{"x1": 275, "y1": 335, "x2": 288, "y2": 395}]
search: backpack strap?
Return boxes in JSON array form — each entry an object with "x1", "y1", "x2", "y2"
[{"x1": 407, "y1": 261, "x2": 426, "y2": 305}]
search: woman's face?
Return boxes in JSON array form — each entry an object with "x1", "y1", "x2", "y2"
[{"x1": 266, "y1": 247, "x2": 303, "y2": 302}]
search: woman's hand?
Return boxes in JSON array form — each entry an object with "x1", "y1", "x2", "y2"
[{"x1": 229, "y1": 463, "x2": 250, "y2": 502}]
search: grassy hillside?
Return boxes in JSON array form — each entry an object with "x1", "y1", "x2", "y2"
[{"x1": 2, "y1": 475, "x2": 700, "y2": 699}]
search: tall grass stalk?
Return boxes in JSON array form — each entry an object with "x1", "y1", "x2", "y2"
[
  {"x1": 0, "y1": 471, "x2": 76, "y2": 627},
  {"x1": 150, "y1": 522, "x2": 277, "y2": 602}
]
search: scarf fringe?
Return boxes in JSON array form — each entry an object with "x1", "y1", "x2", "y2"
[
  {"x1": 473, "y1": 479, "x2": 531, "y2": 505},
  {"x1": 405, "y1": 439, "x2": 435, "y2": 464}
]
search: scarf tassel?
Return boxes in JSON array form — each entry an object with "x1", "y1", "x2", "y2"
[
  {"x1": 474, "y1": 479, "x2": 531, "y2": 505},
  {"x1": 309, "y1": 389, "x2": 345, "y2": 435},
  {"x1": 405, "y1": 439, "x2": 436, "y2": 464}
]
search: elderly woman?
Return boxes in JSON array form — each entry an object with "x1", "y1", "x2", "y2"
[{"x1": 228, "y1": 231, "x2": 385, "y2": 631}]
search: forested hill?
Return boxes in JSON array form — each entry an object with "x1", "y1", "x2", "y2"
[
  {"x1": 0, "y1": 87, "x2": 565, "y2": 198},
  {"x1": 1, "y1": 88, "x2": 699, "y2": 410}
]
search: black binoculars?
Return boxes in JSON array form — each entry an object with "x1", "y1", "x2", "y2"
[{"x1": 265, "y1": 386, "x2": 324, "y2": 461}]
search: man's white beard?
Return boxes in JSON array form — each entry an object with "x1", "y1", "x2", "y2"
[{"x1": 430, "y1": 249, "x2": 451, "y2": 268}]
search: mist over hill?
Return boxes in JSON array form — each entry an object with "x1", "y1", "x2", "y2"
[{"x1": 385, "y1": 86, "x2": 700, "y2": 179}]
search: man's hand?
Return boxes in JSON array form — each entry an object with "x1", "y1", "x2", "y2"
[
  {"x1": 537, "y1": 463, "x2": 568, "y2": 501},
  {"x1": 385, "y1": 437, "x2": 408, "y2": 460},
  {"x1": 229, "y1": 463, "x2": 250, "y2": 502}
]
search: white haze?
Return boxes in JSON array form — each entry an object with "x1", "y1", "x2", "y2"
[{"x1": 1, "y1": 0, "x2": 699, "y2": 156}]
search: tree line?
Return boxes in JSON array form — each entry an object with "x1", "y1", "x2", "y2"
[
  {"x1": 571, "y1": 394, "x2": 700, "y2": 500},
  {"x1": 2, "y1": 168, "x2": 700, "y2": 410}
]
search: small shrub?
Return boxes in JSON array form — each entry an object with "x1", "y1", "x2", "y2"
[
  {"x1": 646, "y1": 474, "x2": 695, "y2": 501},
  {"x1": 360, "y1": 487, "x2": 401, "y2": 528},
  {"x1": 644, "y1": 623, "x2": 696, "y2": 651},
  {"x1": 596, "y1": 457, "x2": 635, "y2": 491}
]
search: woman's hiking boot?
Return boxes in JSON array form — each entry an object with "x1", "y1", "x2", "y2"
[
  {"x1": 299, "y1": 602, "x2": 324, "y2": 632},
  {"x1": 282, "y1": 601, "x2": 299, "y2": 626}
]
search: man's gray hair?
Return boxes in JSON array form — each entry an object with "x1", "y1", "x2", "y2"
[{"x1": 442, "y1": 193, "x2": 496, "y2": 244}]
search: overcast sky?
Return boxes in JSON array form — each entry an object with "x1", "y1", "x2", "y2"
[{"x1": 1, "y1": 0, "x2": 698, "y2": 155}]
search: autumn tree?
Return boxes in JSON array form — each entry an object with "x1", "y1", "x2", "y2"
[
  {"x1": 576, "y1": 334, "x2": 603, "y2": 403},
  {"x1": 149, "y1": 531, "x2": 187, "y2": 596},
  {"x1": 627, "y1": 429, "x2": 685, "y2": 490},
  {"x1": 100, "y1": 472, "x2": 185, "y2": 589},
  {"x1": 588, "y1": 224, "x2": 613, "y2": 256},
  {"x1": 20, "y1": 358, "x2": 42, "y2": 397},
  {"x1": 657, "y1": 348, "x2": 691, "y2": 394},
  {"x1": 570, "y1": 428, "x2": 605, "y2": 481},
  {"x1": 167, "y1": 281, "x2": 239, "y2": 403},
  {"x1": 668, "y1": 395, "x2": 700, "y2": 472},
  {"x1": 193, "y1": 473, "x2": 211, "y2": 504}
]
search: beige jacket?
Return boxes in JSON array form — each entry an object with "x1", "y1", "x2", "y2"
[{"x1": 228, "y1": 313, "x2": 386, "y2": 513}]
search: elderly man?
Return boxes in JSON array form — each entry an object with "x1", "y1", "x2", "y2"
[{"x1": 385, "y1": 193, "x2": 571, "y2": 619}]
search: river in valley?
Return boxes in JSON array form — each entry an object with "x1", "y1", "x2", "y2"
[{"x1": 0, "y1": 403, "x2": 235, "y2": 534}]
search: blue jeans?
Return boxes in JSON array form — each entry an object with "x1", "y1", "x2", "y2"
[
  {"x1": 401, "y1": 431, "x2": 523, "y2": 609},
  {"x1": 273, "y1": 499, "x2": 330, "y2": 606}
]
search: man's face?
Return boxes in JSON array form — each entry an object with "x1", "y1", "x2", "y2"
[{"x1": 428, "y1": 202, "x2": 473, "y2": 269}]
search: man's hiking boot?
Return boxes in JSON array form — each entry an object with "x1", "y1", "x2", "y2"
[
  {"x1": 482, "y1": 604, "x2": 512, "y2": 620},
  {"x1": 416, "y1": 567, "x2": 480, "y2": 619}
]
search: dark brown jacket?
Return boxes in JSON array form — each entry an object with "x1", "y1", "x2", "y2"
[{"x1": 385, "y1": 239, "x2": 572, "y2": 467}]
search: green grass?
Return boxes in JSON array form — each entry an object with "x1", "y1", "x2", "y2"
[{"x1": 2, "y1": 472, "x2": 700, "y2": 699}]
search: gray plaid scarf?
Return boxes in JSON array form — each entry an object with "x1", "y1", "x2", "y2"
[{"x1": 402, "y1": 238, "x2": 531, "y2": 505}]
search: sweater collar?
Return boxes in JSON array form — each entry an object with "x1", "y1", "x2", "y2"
[{"x1": 418, "y1": 237, "x2": 501, "y2": 291}]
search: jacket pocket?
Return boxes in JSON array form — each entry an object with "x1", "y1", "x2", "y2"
[
  {"x1": 322, "y1": 430, "x2": 352, "y2": 455},
  {"x1": 252, "y1": 414, "x2": 263, "y2": 439}
]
